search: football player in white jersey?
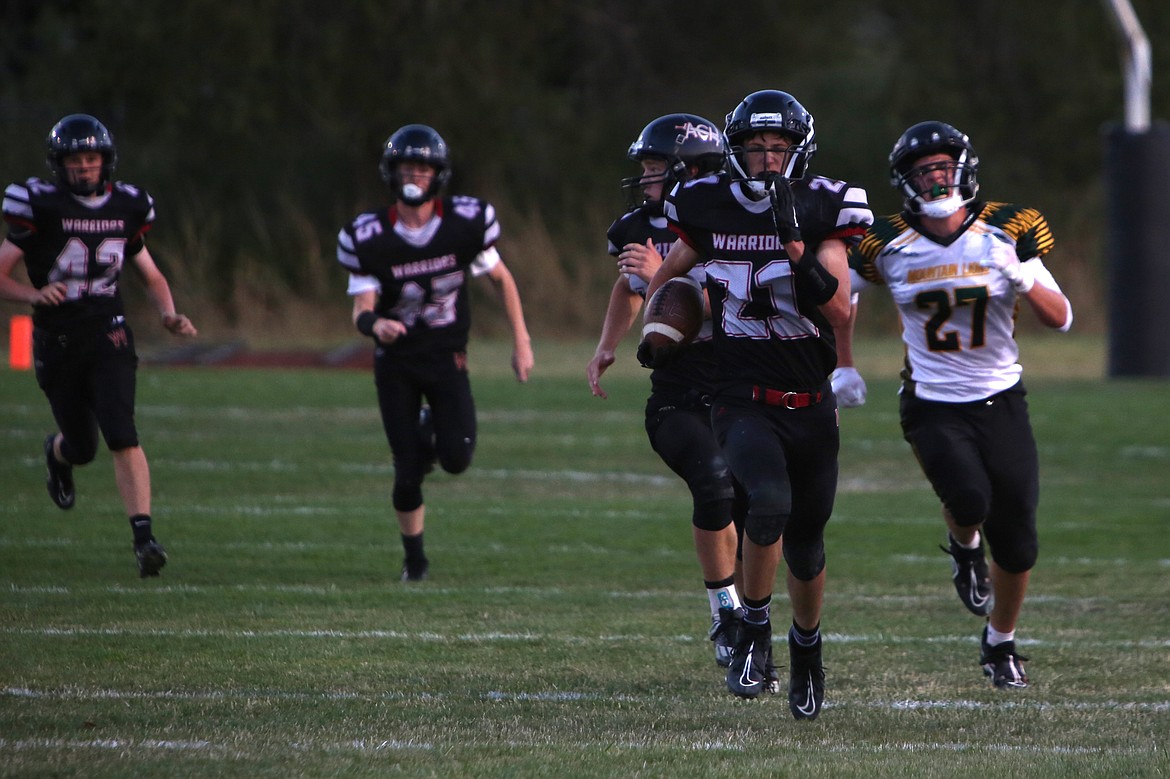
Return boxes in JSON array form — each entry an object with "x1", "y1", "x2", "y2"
[
  {"x1": 847, "y1": 121, "x2": 1073, "y2": 689},
  {"x1": 0, "y1": 114, "x2": 197, "y2": 578},
  {"x1": 337, "y1": 124, "x2": 533, "y2": 582}
]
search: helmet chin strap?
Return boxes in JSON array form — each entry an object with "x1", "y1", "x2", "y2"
[{"x1": 918, "y1": 191, "x2": 963, "y2": 218}]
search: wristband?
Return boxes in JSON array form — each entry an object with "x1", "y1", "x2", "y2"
[
  {"x1": 792, "y1": 254, "x2": 840, "y2": 305},
  {"x1": 356, "y1": 311, "x2": 378, "y2": 337}
]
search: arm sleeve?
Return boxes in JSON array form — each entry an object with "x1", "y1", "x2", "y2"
[
  {"x1": 346, "y1": 273, "x2": 380, "y2": 296},
  {"x1": 470, "y1": 245, "x2": 501, "y2": 278}
]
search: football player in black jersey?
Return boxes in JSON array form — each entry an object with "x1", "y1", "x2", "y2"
[
  {"x1": 587, "y1": 113, "x2": 747, "y2": 669},
  {"x1": 337, "y1": 124, "x2": 533, "y2": 582},
  {"x1": 643, "y1": 90, "x2": 873, "y2": 718},
  {"x1": 0, "y1": 114, "x2": 197, "y2": 578}
]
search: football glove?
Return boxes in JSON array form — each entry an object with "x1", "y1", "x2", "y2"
[
  {"x1": 767, "y1": 175, "x2": 802, "y2": 244},
  {"x1": 830, "y1": 366, "x2": 867, "y2": 408},
  {"x1": 636, "y1": 339, "x2": 678, "y2": 370},
  {"x1": 979, "y1": 243, "x2": 1035, "y2": 294}
]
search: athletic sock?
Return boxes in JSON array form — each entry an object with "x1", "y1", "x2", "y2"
[
  {"x1": 704, "y1": 576, "x2": 741, "y2": 617},
  {"x1": 986, "y1": 625, "x2": 1015, "y2": 646},
  {"x1": 129, "y1": 514, "x2": 153, "y2": 546},
  {"x1": 742, "y1": 596, "x2": 771, "y2": 626},
  {"x1": 790, "y1": 620, "x2": 821, "y2": 647},
  {"x1": 401, "y1": 532, "x2": 427, "y2": 565},
  {"x1": 955, "y1": 531, "x2": 981, "y2": 549}
]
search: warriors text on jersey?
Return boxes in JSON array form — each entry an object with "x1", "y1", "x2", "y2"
[
  {"x1": 607, "y1": 204, "x2": 719, "y2": 396},
  {"x1": 664, "y1": 172, "x2": 872, "y2": 390},
  {"x1": 850, "y1": 202, "x2": 1057, "y2": 402},
  {"x1": 2, "y1": 177, "x2": 154, "y2": 331},
  {"x1": 337, "y1": 195, "x2": 499, "y2": 356}
]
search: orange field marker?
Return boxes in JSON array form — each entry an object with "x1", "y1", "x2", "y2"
[{"x1": 9, "y1": 314, "x2": 32, "y2": 370}]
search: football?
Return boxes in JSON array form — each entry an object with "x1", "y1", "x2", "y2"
[{"x1": 641, "y1": 276, "x2": 704, "y2": 350}]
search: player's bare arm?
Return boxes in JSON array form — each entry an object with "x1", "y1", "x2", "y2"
[
  {"x1": 587, "y1": 278, "x2": 643, "y2": 399},
  {"x1": 0, "y1": 239, "x2": 67, "y2": 306},
  {"x1": 130, "y1": 247, "x2": 197, "y2": 336},
  {"x1": 484, "y1": 260, "x2": 533, "y2": 382},
  {"x1": 814, "y1": 238, "x2": 852, "y2": 328},
  {"x1": 1020, "y1": 267, "x2": 1073, "y2": 329}
]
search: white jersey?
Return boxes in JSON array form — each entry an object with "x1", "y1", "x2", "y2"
[{"x1": 851, "y1": 202, "x2": 1062, "y2": 403}]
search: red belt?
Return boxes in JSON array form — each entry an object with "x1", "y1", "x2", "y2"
[{"x1": 751, "y1": 386, "x2": 824, "y2": 409}]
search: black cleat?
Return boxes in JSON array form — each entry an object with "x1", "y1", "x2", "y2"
[
  {"x1": 980, "y1": 626, "x2": 1029, "y2": 689},
  {"x1": 941, "y1": 534, "x2": 992, "y2": 616},
  {"x1": 708, "y1": 607, "x2": 742, "y2": 668},
  {"x1": 135, "y1": 539, "x2": 167, "y2": 578},
  {"x1": 787, "y1": 630, "x2": 825, "y2": 720},
  {"x1": 401, "y1": 558, "x2": 429, "y2": 582},
  {"x1": 418, "y1": 405, "x2": 437, "y2": 475},
  {"x1": 726, "y1": 619, "x2": 774, "y2": 699},
  {"x1": 44, "y1": 434, "x2": 75, "y2": 510}
]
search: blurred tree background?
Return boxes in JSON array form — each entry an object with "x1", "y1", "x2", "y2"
[{"x1": 2, "y1": 0, "x2": 1167, "y2": 346}]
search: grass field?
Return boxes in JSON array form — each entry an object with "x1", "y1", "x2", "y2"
[{"x1": 1, "y1": 335, "x2": 1168, "y2": 778}]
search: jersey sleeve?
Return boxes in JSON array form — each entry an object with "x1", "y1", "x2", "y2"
[
  {"x1": 470, "y1": 245, "x2": 501, "y2": 277},
  {"x1": 346, "y1": 273, "x2": 380, "y2": 296},
  {"x1": 445, "y1": 195, "x2": 501, "y2": 251},
  {"x1": 662, "y1": 181, "x2": 705, "y2": 253},
  {"x1": 849, "y1": 215, "x2": 902, "y2": 286},
  {"x1": 605, "y1": 214, "x2": 628, "y2": 257},
  {"x1": 336, "y1": 224, "x2": 362, "y2": 273},
  {"x1": 798, "y1": 177, "x2": 872, "y2": 247},
  {"x1": 482, "y1": 201, "x2": 500, "y2": 249},
  {"x1": 983, "y1": 202, "x2": 1055, "y2": 262},
  {"x1": 2, "y1": 181, "x2": 38, "y2": 245},
  {"x1": 122, "y1": 185, "x2": 155, "y2": 255},
  {"x1": 832, "y1": 184, "x2": 873, "y2": 244}
]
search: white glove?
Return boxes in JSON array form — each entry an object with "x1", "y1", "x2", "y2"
[
  {"x1": 830, "y1": 366, "x2": 867, "y2": 408},
  {"x1": 979, "y1": 244, "x2": 1034, "y2": 294}
]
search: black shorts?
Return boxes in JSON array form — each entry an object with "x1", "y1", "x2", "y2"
[
  {"x1": 373, "y1": 348, "x2": 476, "y2": 483},
  {"x1": 33, "y1": 318, "x2": 140, "y2": 459},
  {"x1": 645, "y1": 389, "x2": 738, "y2": 528},
  {"x1": 710, "y1": 384, "x2": 839, "y2": 575},
  {"x1": 899, "y1": 382, "x2": 1039, "y2": 572}
]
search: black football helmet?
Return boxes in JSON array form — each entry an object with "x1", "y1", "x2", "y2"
[
  {"x1": 620, "y1": 113, "x2": 727, "y2": 209},
  {"x1": 724, "y1": 90, "x2": 816, "y2": 190},
  {"x1": 46, "y1": 114, "x2": 117, "y2": 196},
  {"x1": 379, "y1": 124, "x2": 451, "y2": 206},
  {"x1": 889, "y1": 121, "x2": 979, "y2": 217}
]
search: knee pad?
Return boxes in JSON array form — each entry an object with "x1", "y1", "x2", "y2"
[
  {"x1": 392, "y1": 482, "x2": 423, "y2": 513},
  {"x1": 783, "y1": 537, "x2": 826, "y2": 581},
  {"x1": 438, "y1": 454, "x2": 471, "y2": 475},
  {"x1": 60, "y1": 437, "x2": 98, "y2": 466},
  {"x1": 945, "y1": 487, "x2": 990, "y2": 528},
  {"x1": 437, "y1": 440, "x2": 473, "y2": 475},
  {"x1": 745, "y1": 512, "x2": 787, "y2": 547},
  {"x1": 986, "y1": 523, "x2": 1038, "y2": 573},
  {"x1": 689, "y1": 467, "x2": 736, "y2": 531},
  {"x1": 692, "y1": 497, "x2": 734, "y2": 532}
]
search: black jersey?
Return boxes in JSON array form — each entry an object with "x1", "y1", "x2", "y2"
[
  {"x1": 2, "y1": 177, "x2": 154, "y2": 332},
  {"x1": 664, "y1": 172, "x2": 872, "y2": 390},
  {"x1": 606, "y1": 205, "x2": 675, "y2": 262},
  {"x1": 606, "y1": 204, "x2": 721, "y2": 396},
  {"x1": 337, "y1": 195, "x2": 498, "y2": 356}
]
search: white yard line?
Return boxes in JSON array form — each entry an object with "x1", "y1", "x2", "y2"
[{"x1": 2, "y1": 624, "x2": 1169, "y2": 649}]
